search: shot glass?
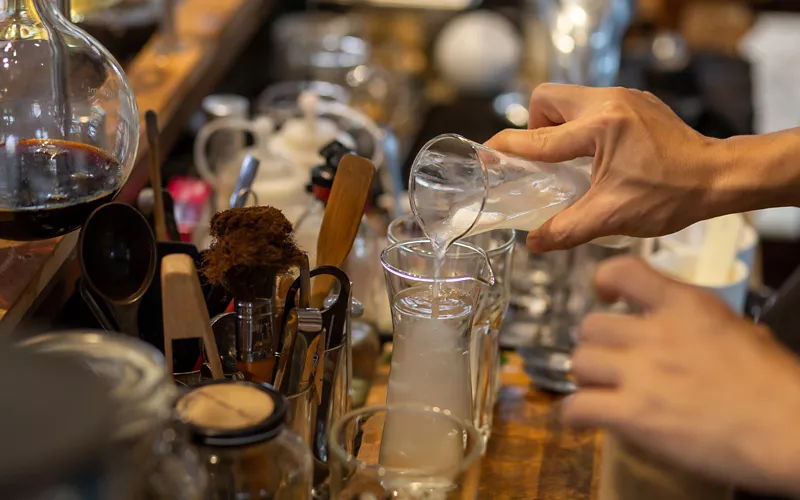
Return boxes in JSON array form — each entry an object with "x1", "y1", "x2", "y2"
[
  {"x1": 329, "y1": 405, "x2": 483, "y2": 500},
  {"x1": 387, "y1": 216, "x2": 515, "y2": 441}
]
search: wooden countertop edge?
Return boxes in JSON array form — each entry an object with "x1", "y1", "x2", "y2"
[
  {"x1": 0, "y1": 233, "x2": 78, "y2": 338},
  {"x1": 0, "y1": 0, "x2": 274, "y2": 335}
]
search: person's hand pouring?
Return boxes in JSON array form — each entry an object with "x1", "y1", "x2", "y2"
[{"x1": 487, "y1": 84, "x2": 800, "y2": 253}]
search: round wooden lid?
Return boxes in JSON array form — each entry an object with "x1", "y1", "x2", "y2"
[{"x1": 177, "y1": 381, "x2": 286, "y2": 447}]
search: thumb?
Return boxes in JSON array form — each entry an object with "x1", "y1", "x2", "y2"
[
  {"x1": 527, "y1": 191, "x2": 608, "y2": 252},
  {"x1": 485, "y1": 120, "x2": 596, "y2": 163}
]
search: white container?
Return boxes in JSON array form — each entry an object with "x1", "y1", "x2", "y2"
[{"x1": 647, "y1": 249, "x2": 750, "y2": 315}]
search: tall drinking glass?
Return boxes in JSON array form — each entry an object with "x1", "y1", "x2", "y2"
[
  {"x1": 329, "y1": 405, "x2": 483, "y2": 499},
  {"x1": 381, "y1": 239, "x2": 493, "y2": 427},
  {"x1": 387, "y1": 216, "x2": 515, "y2": 441}
]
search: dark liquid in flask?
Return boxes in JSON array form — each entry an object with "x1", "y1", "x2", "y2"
[{"x1": 0, "y1": 139, "x2": 122, "y2": 241}]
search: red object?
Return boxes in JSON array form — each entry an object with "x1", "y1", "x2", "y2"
[
  {"x1": 167, "y1": 177, "x2": 212, "y2": 242},
  {"x1": 225, "y1": 299, "x2": 235, "y2": 313},
  {"x1": 312, "y1": 185, "x2": 331, "y2": 203}
]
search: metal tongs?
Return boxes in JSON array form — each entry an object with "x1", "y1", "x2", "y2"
[
  {"x1": 275, "y1": 264, "x2": 352, "y2": 472},
  {"x1": 274, "y1": 259, "x2": 324, "y2": 397}
]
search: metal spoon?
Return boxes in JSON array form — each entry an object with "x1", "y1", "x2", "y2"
[
  {"x1": 79, "y1": 202, "x2": 157, "y2": 338},
  {"x1": 229, "y1": 154, "x2": 260, "y2": 209}
]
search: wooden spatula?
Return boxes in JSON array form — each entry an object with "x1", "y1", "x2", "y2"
[
  {"x1": 309, "y1": 154, "x2": 375, "y2": 308},
  {"x1": 161, "y1": 253, "x2": 224, "y2": 380}
]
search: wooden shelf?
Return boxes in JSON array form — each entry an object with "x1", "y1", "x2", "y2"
[{"x1": 0, "y1": 0, "x2": 274, "y2": 339}]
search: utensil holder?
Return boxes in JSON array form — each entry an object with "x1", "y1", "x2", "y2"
[
  {"x1": 312, "y1": 327, "x2": 351, "y2": 485},
  {"x1": 281, "y1": 265, "x2": 353, "y2": 489},
  {"x1": 286, "y1": 383, "x2": 317, "y2": 447}
]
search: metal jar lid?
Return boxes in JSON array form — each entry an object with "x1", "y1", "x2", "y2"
[
  {"x1": 21, "y1": 330, "x2": 176, "y2": 442},
  {"x1": 176, "y1": 381, "x2": 287, "y2": 447},
  {"x1": 0, "y1": 343, "x2": 113, "y2": 496}
]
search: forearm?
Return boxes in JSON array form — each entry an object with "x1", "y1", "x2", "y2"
[{"x1": 710, "y1": 128, "x2": 800, "y2": 216}]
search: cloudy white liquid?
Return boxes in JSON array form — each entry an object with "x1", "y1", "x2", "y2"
[{"x1": 380, "y1": 287, "x2": 473, "y2": 475}]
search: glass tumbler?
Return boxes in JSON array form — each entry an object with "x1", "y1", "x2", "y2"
[
  {"x1": 518, "y1": 244, "x2": 629, "y2": 393},
  {"x1": 381, "y1": 238, "x2": 494, "y2": 425},
  {"x1": 329, "y1": 405, "x2": 484, "y2": 499},
  {"x1": 387, "y1": 216, "x2": 515, "y2": 441}
]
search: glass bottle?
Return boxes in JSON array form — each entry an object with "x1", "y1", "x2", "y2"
[
  {"x1": 176, "y1": 381, "x2": 313, "y2": 500},
  {"x1": 0, "y1": 0, "x2": 139, "y2": 241}
]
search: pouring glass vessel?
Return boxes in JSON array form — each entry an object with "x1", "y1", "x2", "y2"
[
  {"x1": 409, "y1": 133, "x2": 631, "y2": 252},
  {"x1": 0, "y1": 0, "x2": 139, "y2": 241}
]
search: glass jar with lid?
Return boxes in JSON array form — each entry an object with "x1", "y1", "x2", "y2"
[
  {"x1": 176, "y1": 380, "x2": 313, "y2": 500},
  {"x1": 21, "y1": 330, "x2": 205, "y2": 500}
]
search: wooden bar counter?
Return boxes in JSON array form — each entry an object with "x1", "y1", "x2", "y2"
[
  {"x1": 366, "y1": 349, "x2": 603, "y2": 499},
  {"x1": 0, "y1": 0, "x2": 274, "y2": 338}
]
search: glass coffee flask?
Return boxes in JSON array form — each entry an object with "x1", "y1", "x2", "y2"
[{"x1": 0, "y1": 0, "x2": 139, "y2": 241}]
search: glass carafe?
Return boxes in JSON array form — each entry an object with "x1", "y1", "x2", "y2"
[
  {"x1": 0, "y1": 0, "x2": 139, "y2": 241},
  {"x1": 387, "y1": 216, "x2": 515, "y2": 442},
  {"x1": 380, "y1": 238, "x2": 494, "y2": 425}
]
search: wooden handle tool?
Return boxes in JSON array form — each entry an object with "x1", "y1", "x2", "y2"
[
  {"x1": 161, "y1": 253, "x2": 224, "y2": 380},
  {"x1": 310, "y1": 154, "x2": 375, "y2": 308}
]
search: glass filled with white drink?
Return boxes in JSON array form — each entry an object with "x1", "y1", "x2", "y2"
[
  {"x1": 388, "y1": 215, "x2": 515, "y2": 442},
  {"x1": 329, "y1": 405, "x2": 483, "y2": 499},
  {"x1": 380, "y1": 238, "x2": 493, "y2": 466}
]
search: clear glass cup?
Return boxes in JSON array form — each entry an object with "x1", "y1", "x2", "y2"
[
  {"x1": 329, "y1": 405, "x2": 483, "y2": 499},
  {"x1": 518, "y1": 244, "x2": 628, "y2": 393},
  {"x1": 408, "y1": 133, "x2": 630, "y2": 253},
  {"x1": 381, "y1": 239, "x2": 493, "y2": 425},
  {"x1": 387, "y1": 215, "x2": 514, "y2": 442}
]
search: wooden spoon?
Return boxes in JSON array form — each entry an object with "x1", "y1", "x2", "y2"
[
  {"x1": 309, "y1": 154, "x2": 375, "y2": 308},
  {"x1": 161, "y1": 253, "x2": 224, "y2": 380}
]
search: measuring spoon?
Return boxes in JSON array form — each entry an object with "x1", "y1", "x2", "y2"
[{"x1": 79, "y1": 202, "x2": 157, "y2": 338}]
